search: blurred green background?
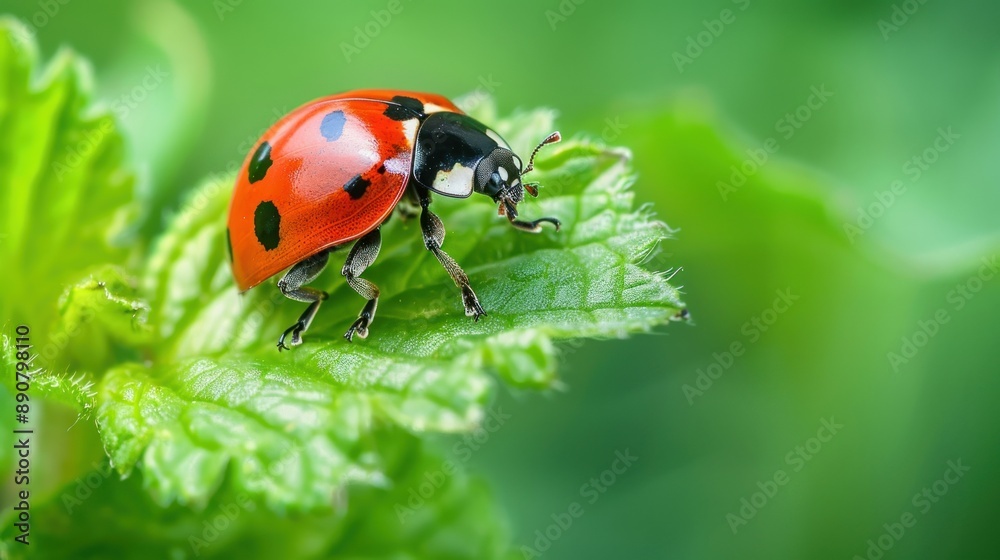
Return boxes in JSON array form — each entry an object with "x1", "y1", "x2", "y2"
[{"x1": 8, "y1": 0, "x2": 999, "y2": 558}]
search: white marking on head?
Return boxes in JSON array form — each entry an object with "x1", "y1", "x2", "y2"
[
  {"x1": 423, "y1": 102, "x2": 450, "y2": 114},
  {"x1": 485, "y1": 128, "x2": 509, "y2": 149},
  {"x1": 432, "y1": 163, "x2": 475, "y2": 196},
  {"x1": 497, "y1": 167, "x2": 509, "y2": 182}
]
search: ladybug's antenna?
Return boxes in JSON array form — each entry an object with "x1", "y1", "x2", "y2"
[{"x1": 521, "y1": 131, "x2": 561, "y2": 177}]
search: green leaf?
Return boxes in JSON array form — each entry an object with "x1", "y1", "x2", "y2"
[
  {"x1": 5, "y1": 265, "x2": 147, "y2": 417},
  {"x1": 0, "y1": 16, "x2": 685, "y2": 544},
  {"x1": 94, "y1": 99, "x2": 686, "y2": 510},
  {"x1": 0, "y1": 14, "x2": 684, "y2": 557},
  {"x1": 51, "y1": 264, "x2": 151, "y2": 373},
  {"x1": 0, "y1": 431, "x2": 511, "y2": 559},
  {"x1": 0, "y1": 18, "x2": 137, "y2": 342},
  {"x1": 0, "y1": 22, "x2": 142, "y2": 505}
]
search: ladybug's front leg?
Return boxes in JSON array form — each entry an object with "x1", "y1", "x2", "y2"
[
  {"x1": 342, "y1": 227, "x2": 382, "y2": 341},
  {"x1": 499, "y1": 196, "x2": 561, "y2": 233},
  {"x1": 417, "y1": 188, "x2": 486, "y2": 320},
  {"x1": 505, "y1": 213, "x2": 561, "y2": 233},
  {"x1": 276, "y1": 250, "x2": 331, "y2": 351}
]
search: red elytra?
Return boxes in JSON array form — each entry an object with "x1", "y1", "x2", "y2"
[
  {"x1": 227, "y1": 90, "x2": 461, "y2": 292},
  {"x1": 226, "y1": 89, "x2": 562, "y2": 349}
]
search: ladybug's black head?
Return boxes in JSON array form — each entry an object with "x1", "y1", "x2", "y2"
[
  {"x1": 475, "y1": 132, "x2": 562, "y2": 219},
  {"x1": 475, "y1": 147, "x2": 524, "y2": 202},
  {"x1": 412, "y1": 111, "x2": 561, "y2": 212}
]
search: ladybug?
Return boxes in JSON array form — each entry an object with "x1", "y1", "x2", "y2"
[{"x1": 226, "y1": 89, "x2": 562, "y2": 350}]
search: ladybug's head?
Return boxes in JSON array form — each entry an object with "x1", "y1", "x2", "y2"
[
  {"x1": 476, "y1": 132, "x2": 562, "y2": 219},
  {"x1": 413, "y1": 113, "x2": 561, "y2": 210}
]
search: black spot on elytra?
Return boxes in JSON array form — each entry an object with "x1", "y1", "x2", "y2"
[
  {"x1": 254, "y1": 201, "x2": 281, "y2": 251},
  {"x1": 248, "y1": 141, "x2": 273, "y2": 184},
  {"x1": 383, "y1": 96, "x2": 424, "y2": 121},
  {"x1": 377, "y1": 164, "x2": 386, "y2": 174},
  {"x1": 343, "y1": 174, "x2": 370, "y2": 199},
  {"x1": 225, "y1": 228, "x2": 233, "y2": 262},
  {"x1": 320, "y1": 110, "x2": 347, "y2": 141}
]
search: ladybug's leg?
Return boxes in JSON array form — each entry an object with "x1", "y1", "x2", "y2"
[
  {"x1": 499, "y1": 197, "x2": 561, "y2": 233},
  {"x1": 342, "y1": 227, "x2": 382, "y2": 342},
  {"x1": 276, "y1": 250, "x2": 330, "y2": 351},
  {"x1": 417, "y1": 188, "x2": 486, "y2": 320},
  {"x1": 505, "y1": 213, "x2": 561, "y2": 233}
]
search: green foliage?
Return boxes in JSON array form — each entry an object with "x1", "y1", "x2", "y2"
[
  {"x1": 1, "y1": 430, "x2": 510, "y2": 559},
  {"x1": 0, "y1": 18, "x2": 684, "y2": 559},
  {"x1": 0, "y1": 18, "x2": 136, "y2": 340},
  {"x1": 96, "y1": 105, "x2": 685, "y2": 512}
]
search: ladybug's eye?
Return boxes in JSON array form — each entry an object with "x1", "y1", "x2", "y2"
[{"x1": 473, "y1": 147, "x2": 518, "y2": 196}]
